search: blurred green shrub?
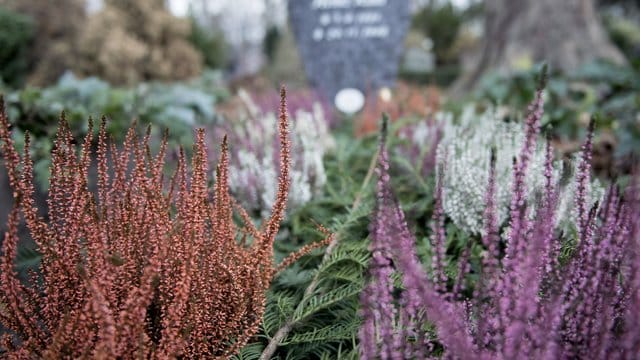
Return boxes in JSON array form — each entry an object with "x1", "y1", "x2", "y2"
[
  {"x1": 475, "y1": 61, "x2": 640, "y2": 157},
  {"x1": 0, "y1": 0, "x2": 86, "y2": 86},
  {"x1": 265, "y1": 26, "x2": 308, "y2": 89},
  {"x1": 4, "y1": 71, "x2": 226, "y2": 188},
  {"x1": 0, "y1": 6, "x2": 34, "y2": 87},
  {"x1": 411, "y1": 3, "x2": 463, "y2": 65},
  {"x1": 263, "y1": 25, "x2": 282, "y2": 63},
  {"x1": 189, "y1": 19, "x2": 228, "y2": 70},
  {"x1": 603, "y1": 15, "x2": 640, "y2": 69},
  {"x1": 407, "y1": 3, "x2": 481, "y2": 86}
]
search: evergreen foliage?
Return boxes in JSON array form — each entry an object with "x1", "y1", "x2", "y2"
[
  {"x1": 189, "y1": 19, "x2": 228, "y2": 70},
  {"x1": 0, "y1": 0, "x2": 86, "y2": 85},
  {"x1": 0, "y1": 6, "x2": 34, "y2": 87}
]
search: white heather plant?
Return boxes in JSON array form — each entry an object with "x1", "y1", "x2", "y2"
[
  {"x1": 436, "y1": 106, "x2": 603, "y2": 235},
  {"x1": 222, "y1": 89, "x2": 334, "y2": 217}
]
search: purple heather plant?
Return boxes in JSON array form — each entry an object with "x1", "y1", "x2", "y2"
[
  {"x1": 251, "y1": 88, "x2": 334, "y2": 128},
  {"x1": 396, "y1": 115, "x2": 443, "y2": 179},
  {"x1": 359, "y1": 80, "x2": 640, "y2": 359}
]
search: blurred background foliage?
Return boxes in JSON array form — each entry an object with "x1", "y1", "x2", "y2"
[
  {"x1": 74, "y1": 0, "x2": 203, "y2": 85},
  {"x1": 400, "y1": 1, "x2": 481, "y2": 86},
  {"x1": 0, "y1": 0, "x2": 636, "y2": 279},
  {"x1": 3, "y1": 71, "x2": 228, "y2": 189},
  {"x1": 0, "y1": 0, "x2": 637, "y2": 284},
  {"x1": 0, "y1": 0, "x2": 229, "y2": 87},
  {"x1": 190, "y1": 21, "x2": 229, "y2": 70},
  {"x1": 0, "y1": 6, "x2": 34, "y2": 88},
  {"x1": 0, "y1": 0, "x2": 88, "y2": 85},
  {"x1": 474, "y1": 61, "x2": 639, "y2": 171}
]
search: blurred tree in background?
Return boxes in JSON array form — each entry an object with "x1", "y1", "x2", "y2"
[
  {"x1": 74, "y1": 0, "x2": 202, "y2": 85},
  {"x1": 455, "y1": 0, "x2": 628, "y2": 91}
]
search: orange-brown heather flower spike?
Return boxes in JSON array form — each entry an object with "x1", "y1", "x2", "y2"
[
  {"x1": 266, "y1": 85, "x2": 292, "y2": 238},
  {"x1": 151, "y1": 128, "x2": 169, "y2": 185},
  {"x1": 215, "y1": 134, "x2": 232, "y2": 228},
  {"x1": 0, "y1": 97, "x2": 21, "y2": 190},
  {"x1": 18, "y1": 132, "x2": 49, "y2": 249},
  {"x1": 88, "y1": 280, "x2": 117, "y2": 359},
  {"x1": 0, "y1": 206, "x2": 44, "y2": 347},
  {"x1": 254, "y1": 85, "x2": 291, "y2": 284},
  {"x1": 274, "y1": 232, "x2": 335, "y2": 275},
  {"x1": 232, "y1": 199, "x2": 262, "y2": 245},
  {"x1": 96, "y1": 116, "x2": 110, "y2": 212}
]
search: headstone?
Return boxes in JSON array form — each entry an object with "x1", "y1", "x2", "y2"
[{"x1": 289, "y1": 0, "x2": 411, "y2": 110}]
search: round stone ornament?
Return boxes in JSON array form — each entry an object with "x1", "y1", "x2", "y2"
[{"x1": 334, "y1": 88, "x2": 365, "y2": 114}]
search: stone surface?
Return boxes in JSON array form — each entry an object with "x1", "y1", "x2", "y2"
[{"x1": 289, "y1": 0, "x2": 410, "y2": 103}]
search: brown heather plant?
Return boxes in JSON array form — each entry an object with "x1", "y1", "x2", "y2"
[{"x1": 0, "y1": 88, "x2": 326, "y2": 358}]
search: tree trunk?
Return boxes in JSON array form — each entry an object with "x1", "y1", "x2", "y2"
[{"x1": 453, "y1": 0, "x2": 627, "y2": 92}]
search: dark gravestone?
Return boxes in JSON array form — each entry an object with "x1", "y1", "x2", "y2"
[{"x1": 289, "y1": 0, "x2": 410, "y2": 106}]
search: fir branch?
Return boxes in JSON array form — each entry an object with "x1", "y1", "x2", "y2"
[{"x1": 259, "y1": 137, "x2": 382, "y2": 360}]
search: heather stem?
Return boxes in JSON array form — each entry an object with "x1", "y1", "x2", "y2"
[
  {"x1": 431, "y1": 159, "x2": 448, "y2": 293},
  {"x1": 576, "y1": 118, "x2": 595, "y2": 242}
]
